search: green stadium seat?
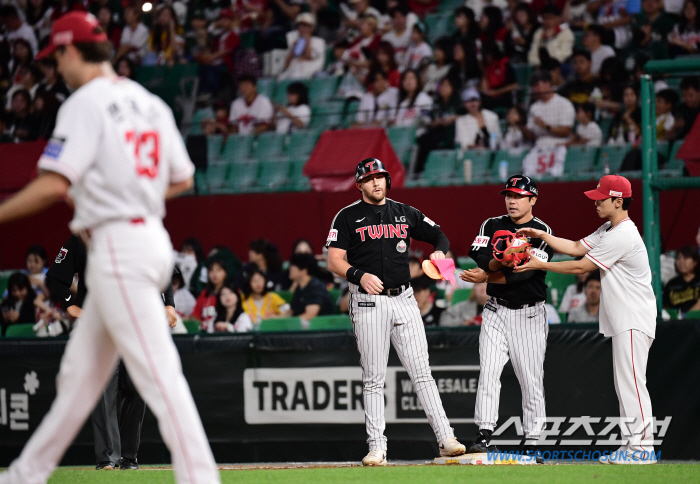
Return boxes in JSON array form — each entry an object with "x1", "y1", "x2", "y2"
[
  {"x1": 422, "y1": 150, "x2": 458, "y2": 185},
  {"x1": 258, "y1": 317, "x2": 303, "y2": 332},
  {"x1": 222, "y1": 160, "x2": 258, "y2": 193},
  {"x1": 574, "y1": 31, "x2": 585, "y2": 50},
  {"x1": 221, "y1": 135, "x2": 254, "y2": 162},
  {"x1": 253, "y1": 132, "x2": 288, "y2": 159},
  {"x1": 450, "y1": 288, "x2": 472, "y2": 305},
  {"x1": 328, "y1": 288, "x2": 342, "y2": 303},
  {"x1": 664, "y1": 139, "x2": 685, "y2": 173},
  {"x1": 207, "y1": 135, "x2": 225, "y2": 164},
  {"x1": 205, "y1": 163, "x2": 228, "y2": 191},
  {"x1": 277, "y1": 290, "x2": 293, "y2": 303},
  {"x1": 424, "y1": 14, "x2": 454, "y2": 42},
  {"x1": 492, "y1": 149, "x2": 526, "y2": 181},
  {"x1": 599, "y1": 118, "x2": 613, "y2": 140},
  {"x1": 183, "y1": 319, "x2": 201, "y2": 334},
  {"x1": 258, "y1": 160, "x2": 291, "y2": 191},
  {"x1": 257, "y1": 77, "x2": 276, "y2": 100},
  {"x1": 343, "y1": 99, "x2": 361, "y2": 128},
  {"x1": 308, "y1": 76, "x2": 340, "y2": 104},
  {"x1": 286, "y1": 129, "x2": 321, "y2": 158},
  {"x1": 685, "y1": 310, "x2": 700, "y2": 320},
  {"x1": 664, "y1": 308, "x2": 678, "y2": 320},
  {"x1": 194, "y1": 169, "x2": 208, "y2": 194},
  {"x1": 564, "y1": 145, "x2": 599, "y2": 180},
  {"x1": 0, "y1": 272, "x2": 12, "y2": 296},
  {"x1": 656, "y1": 140, "x2": 669, "y2": 159},
  {"x1": 599, "y1": 144, "x2": 632, "y2": 173},
  {"x1": 308, "y1": 315, "x2": 353, "y2": 331},
  {"x1": 558, "y1": 312, "x2": 568, "y2": 324},
  {"x1": 462, "y1": 149, "x2": 494, "y2": 184},
  {"x1": 545, "y1": 272, "x2": 576, "y2": 307},
  {"x1": 310, "y1": 101, "x2": 345, "y2": 130},
  {"x1": 273, "y1": 79, "x2": 300, "y2": 106},
  {"x1": 189, "y1": 108, "x2": 214, "y2": 136},
  {"x1": 387, "y1": 126, "x2": 417, "y2": 157},
  {"x1": 289, "y1": 158, "x2": 311, "y2": 190},
  {"x1": 436, "y1": 0, "x2": 464, "y2": 13},
  {"x1": 137, "y1": 63, "x2": 199, "y2": 109},
  {"x1": 5, "y1": 323, "x2": 36, "y2": 338}
]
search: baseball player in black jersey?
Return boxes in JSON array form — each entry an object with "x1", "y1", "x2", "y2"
[
  {"x1": 326, "y1": 158, "x2": 466, "y2": 466},
  {"x1": 461, "y1": 175, "x2": 554, "y2": 464},
  {"x1": 46, "y1": 234, "x2": 178, "y2": 471}
]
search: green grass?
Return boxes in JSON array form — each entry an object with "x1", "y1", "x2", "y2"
[{"x1": 44, "y1": 463, "x2": 700, "y2": 483}]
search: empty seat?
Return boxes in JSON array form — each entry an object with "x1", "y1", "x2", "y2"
[
  {"x1": 599, "y1": 144, "x2": 632, "y2": 173},
  {"x1": 258, "y1": 160, "x2": 291, "y2": 190},
  {"x1": 5, "y1": 323, "x2": 36, "y2": 338},
  {"x1": 564, "y1": 145, "x2": 599, "y2": 180},
  {"x1": 205, "y1": 163, "x2": 228, "y2": 191},
  {"x1": 286, "y1": 129, "x2": 321, "y2": 158},
  {"x1": 183, "y1": 320, "x2": 201, "y2": 334},
  {"x1": 221, "y1": 135, "x2": 254, "y2": 162},
  {"x1": 462, "y1": 149, "x2": 494, "y2": 184},
  {"x1": 194, "y1": 169, "x2": 208, "y2": 194},
  {"x1": 253, "y1": 132, "x2": 287, "y2": 159},
  {"x1": 492, "y1": 149, "x2": 527, "y2": 182},
  {"x1": 424, "y1": 14, "x2": 454, "y2": 42},
  {"x1": 422, "y1": 150, "x2": 458, "y2": 185},
  {"x1": 343, "y1": 99, "x2": 361, "y2": 128},
  {"x1": 310, "y1": 101, "x2": 344, "y2": 130},
  {"x1": 207, "y1": 135, "x2": 225, "y2": 164},
  {"x1": 223, "y1": 160, "x2": 258, "y2": 192},
  {"x1": 189, "y1": 108, "x2": 214, "y2": 136},
  {"x1": 288, "y1": 158, "x2": 311, "y2": 191},
  {"x1": 308, "y1": 315, "x2": 353, "y2": 331},
  {"x1": 258, "y1": 317, "x2": 303, "y2": 332},
  {"x1": 256, "y1": 77, "x2": 276, "y2": 100},
  {"x1": 450, "y1": 288, "x2": 472, "y2": 305},
  {"x1": 308, "y1": 76, "x2": 340, "y2": 104},
  {"x1": 387, "y1": 126, "x2": 417, "y2": 154}
]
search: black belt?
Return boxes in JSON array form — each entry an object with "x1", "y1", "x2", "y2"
[
  {"x1": 495, "y1": 298, "x2": 540, "y2": 310},
  {"x1": 358, "y1": 283, "x2": 410, "y2": 297}
]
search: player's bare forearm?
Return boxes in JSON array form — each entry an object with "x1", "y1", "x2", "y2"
[
  {"x1": 327, "y1": 247, "x2": 351, "y2": 278},
  {"x1": 0, "y1": 172, "x2": 69, "y2": 224},
  {"x1": 165, "y1": 178, "x2": 193, "y2": 199},
  {"x1": 515, "y1": 256, "x2": 597, "y2": 274}
]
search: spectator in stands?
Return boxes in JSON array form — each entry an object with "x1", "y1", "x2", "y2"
[
  {"x1": 499, "y1": 105, "x2": 529, "y2": 150},
  {"x1": 568, "y1": 272, "x2": 601, "y2": 323},
  {"x1": 422, "y1": 36, "x2": 453, "y2": 96},
  {"x1": 0, "y1": 5, "x2": 38, "y2": 57},
  {"x1": 115, "y1": 56, "x2": 137, "y2": 80},
  {"x1": 506, "y1": 2, "x2": 539, "y2": 64},
  {"x1": 146, "y1": 5, "x2": 185, "y2": 66},
  {"x1": 663, "y1": 246, "x2": 700, "y2": 315},
  {"x1": 213, "y1": 283, "x2": 254, "y2": 332},
  {"x1": 36, "y1": 58, "x2": 68, "y2": 115},
  {"x1": 607, "y1": 83, "x2": 642, "y2": 144},
  {"x1": 237, "y1": 238, "x2": 285, "y2": 291},
  {"x1": 631, "y1": 0, "x2": 676, "y2": 59},
  {"x1": 264, "y1": 0, "x2": 305, "y2": 49},
  {"x1": 185, "y1": 9, "x2": 211, "y2": 63},
  {"x1": 367, "y1": 41, "x2": 401, "y2": 88},
  {"x1": 413, "y1": 76, "x2": 462, "y2": 175},
  {"x1": 558, "y1": 268, "x2": 591, "y2": 314},
  {"x1": 412, "y1": 275, "x2": 443, "y2": 326},
  {"x1": 229, "y1": 75, "x2": 274, "y2": 135},
  {"x1": 26, "y1": 0, "x2": 54, "y2": 45},
  {"x1": 343, "y1": 0, "x2": 384, "y2": 39},
  {"x1": 341, "y1": 14, "x2": 382, "y2": 84},
  {"x1": 171, "y1": 271, "x2": 196, "y2": 318},
  {"x1": 452, "y1": 6, "x2": 479, "y2": 45},
  {"x1": 447, "y1": 40, "x2": 481, "y2": 92},
  {"x1": 560, "y1": 50, "x2": 599, "y2": 106},
  {"x1": 275, "y1": 81, "x2": 311, "y2": 133},
  {"x1": 528, "y1": 5, "x2": 574, "y2": 67},
  {"x1": 566, "y1": 102, "x2": 603, "y2": 147},
  {"x1": 24, "y1": 245, "x2": 48, "y2": 294},
  {"x1": 455, "y1": 87, "x2": 501, "y2": 150},
  {"x1": 199, "y1": 8, "x2": 239, "y2": 95},
  {"x1": 234, "y1": 0, "x2": 269, "y2": 32},
  {"x1": 6, "y1": 64, "x2": 42, "y2": 111},
  {"x1": 279, "y1": 13, "x2": 326, "y2": 80},
  {"x1": 394, "y1": 69, "x2": 433, "y2": 135},
  {"x1": 285, "y1": 253, "x2": 334, "y2": 326},
  {"x1": 4, "y1": 89, "x2": 39, "y2": 143},
  {"x1": 97, "y1": 5, "x2": 122, "y2": 50},
  {"x1": 583, "y1": 24, "x2": 616, "y2": 76},
  {"x1": 589, "y1": 0, "x2": 633, "y2": 49},
  {"x1": 354, "y1": 69, "x2": 399, "y2": 127},
  {"x1": 177, "y1": 238, "x2": 207, "y2": 295},
  {"x1": 383, "y1": 4, "x2": 413, "y2": 67},
  {"x1": 522, "y1": 70, "x2": 575, "y2": 147},
  {"x1": 668, "y1": 0, "x2": 700, "y2": 56},
  {"x1": 440, "y1": 282, "x2": 488, "y2": 326},
  {"x1": 479, "y1": 40, "x2": 517, "y2": 111},
  {"x1": 593, "y1": 57, "x2": 628, "y2": 115},
  {"x1": 192, "y1": 256, "x2": 230, "y2": 332},
  {"x1": 292, "y1": 239, "x2": 314, "y2": 254},
  {"x1": 7, "y1": 38, "x2": 33, "y2": 86},
  {"x1": 670, "y1": 76, "x2": 700, "y2": 140},
  {"x1": 402, "y1": 22, "x2": 432, "y2": 72},
  {"x1": 408, "y1": 0, "x2": 439, "y2": 18},
  {"x1": 543, "y1": 57, "x2": 565, "y2": 91},
  {"x1": 115, "y1": 3, "x2": 150, "y2": 64},
  {"x1": 479, "y1": 6, "x2": 508, "y2": 50},
  {"x1": 656, "y1": 89, "x2": 678, "y2": 140},
  {"x1": 1, "y1": 272, "x2": 37, "y2": 335},
  {"x1": 241, "y1": 269, "x2": 290, "y2": 325}
]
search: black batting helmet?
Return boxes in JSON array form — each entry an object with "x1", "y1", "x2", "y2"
[
  {"x1": 355, "y1": 158, "x2": 391, "y2": 189},
  {"x1": 500, "y1": 175, "x2": 538, "y2": 197}
]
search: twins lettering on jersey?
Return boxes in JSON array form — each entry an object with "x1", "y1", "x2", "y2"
[{"x1": 356, "y1": 224, "x2": 409, "y2": 242}]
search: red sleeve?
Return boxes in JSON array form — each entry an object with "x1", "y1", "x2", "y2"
[
  {"x1": 225, "y1": 31, "x2": 240, "y2": 53},
  {"x1": 388, "y1": 69, "x2": 401, "y2": 88},
  {"x1": 191, "y1": 290, "x2": 208, "y2": 321}
]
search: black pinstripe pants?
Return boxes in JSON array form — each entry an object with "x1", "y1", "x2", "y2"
[{"x1": 349, "y1": 284, "x2": 454, "y2": 451}]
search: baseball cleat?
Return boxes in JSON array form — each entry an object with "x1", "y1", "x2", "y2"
[
  {"x1": 439, "y1": 437, "x2": 466, "y2": 456},
  {"x1": 608, "y1": 450, "x2": 657, "y2": 465},
  {"x1": 95, "y1": 462, "x2": 116, "y2": 470},
  {"x1": 362, "y1": 449, "x2": 387, "y2": 466},
  {"x1": 467, "y1": 429, "x2": 499, "y2": 454},
  {"x1": 524, "y1": 445, "x2": 545, "y2": 464}
]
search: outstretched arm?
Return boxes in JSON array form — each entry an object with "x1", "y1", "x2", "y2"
[
  {"x1": 516, "y1": 227, "x2": 588, "y2": 257},
  {"x1": 514, "y1": 252, "x2": 598, "y2": 274}
]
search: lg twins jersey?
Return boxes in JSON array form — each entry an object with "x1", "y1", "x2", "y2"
[{"x1": 38, "y1": 76, "x2": 194, "y2": 232}]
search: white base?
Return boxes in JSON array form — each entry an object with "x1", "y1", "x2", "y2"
[{"x1": 434, "y1": 453, "x2": 540, "y2": 466}]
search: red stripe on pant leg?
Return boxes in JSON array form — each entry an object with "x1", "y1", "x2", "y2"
[
  {"x1": 106, "y1": 235, "x2": 198, "y2": 482},
  {"x1": 631, "y1": 331, "x2": 646, "y2": 453}
]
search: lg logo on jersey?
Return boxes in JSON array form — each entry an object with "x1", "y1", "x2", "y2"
[
  {"x1": 356, "y1": 224, "x2": 409, "y2": 242},
  {"x1": 395, "y1": 216, "x2": 406, "y2": 223}
]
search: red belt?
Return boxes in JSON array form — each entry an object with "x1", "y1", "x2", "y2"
[{"x1": 130, "y1": 218, "x2": 145, "y2": 224}]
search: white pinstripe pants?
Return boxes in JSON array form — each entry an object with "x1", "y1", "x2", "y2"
[
  {"x1": 349, "y1": 284, "x2": 454, "y2": 450},
  {"x1": 474, "y1": 298, "x2": 548, "y2": 439}
]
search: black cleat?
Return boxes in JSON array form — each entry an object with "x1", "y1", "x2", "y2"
[
  {"x1": 467, "y1": 429, "x2": 499, "y2": 453},
  {"x1": 96, "y1": 462, "x2": 117, "y2": 470},
  {"x1": 120, "y1": 458, "x2": 139, "y2": 470},
  {"x1": 524, "y1": 445, "x2": 545, "y2": 464}
]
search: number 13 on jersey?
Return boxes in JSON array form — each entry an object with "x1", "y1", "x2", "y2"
[{"x1": 125, "y1": 130, "x2": 160, "y2": 178}]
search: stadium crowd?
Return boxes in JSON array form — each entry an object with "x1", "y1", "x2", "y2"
[
  {"x1": 0, "y1": 0, "x2": 699, "y2": 177},
  {"x1": 2, "y1": 227, "x2": 699, "y2": 336}
]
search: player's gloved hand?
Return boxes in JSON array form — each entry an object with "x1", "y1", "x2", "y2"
[
  {"x1": 515, "y1": 227, "x2": 544, "y2": 239},
  {"x1": 513, "y1": 250, "x2": 545, "y2": 272},
  {"x1": 360, "y1": 273, "x2": 384, "y2": 295},
  {"x1": 460, "y1": 268, "x2": 487, "y2": 283},
  {"x1": 429, "y1": 251, "x2": 445, "y2": 260}
]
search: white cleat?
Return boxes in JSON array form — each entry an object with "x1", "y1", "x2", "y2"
[
  {"x1": 439, "y1": 437, "x2": 467, "y2": 457},
  {"x1": 362, "y1": 449, "x2": 387, "y2": 466}
]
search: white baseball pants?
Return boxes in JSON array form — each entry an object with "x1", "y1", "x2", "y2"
[
  {"x1": 348, "y1": 284, "x2": 454, "y2": 451},
  {"x1": 612, "y1": 329, "x2": 655, "y2": 454},
  {"x1": 2, "y1": 219, "x2": 220, "y2": 484},
  {"x1": 474, "y1": 298, "x2": 548, "y2": 439}
]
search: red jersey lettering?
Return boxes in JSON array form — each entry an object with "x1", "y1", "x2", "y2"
[{"x1": 356, "y1": 227, "x2": 368, "y2": 241}]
